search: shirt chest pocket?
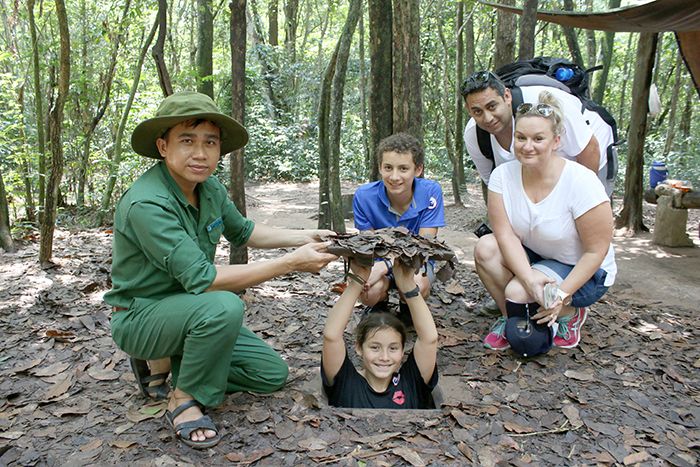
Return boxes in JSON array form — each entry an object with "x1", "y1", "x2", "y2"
[{"x1": 205, "y1": 216, "x2": 224, "y2": 244}]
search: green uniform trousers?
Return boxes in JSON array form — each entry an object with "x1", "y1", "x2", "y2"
[{"x1": 111, "y1": 291, "x2": 288, "y2": 407}]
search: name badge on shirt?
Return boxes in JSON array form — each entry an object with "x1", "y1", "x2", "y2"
[{"x1": 206, "y1": 217, "x2": 223, "y2": 232}]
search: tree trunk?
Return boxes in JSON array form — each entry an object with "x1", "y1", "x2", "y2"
[
  {"x1": 97, "y1": 18, "x2": 158, "y2": 226},
  {"x1": 197, "y1": 0, "x2": 214, "y2": 98},
  {"x1": 39, "y1": 0, "x2": 70, "y2": 266},
  {"x1": 17, "y1": 85, "x2": 37, "y2": 223},
  {"x1": 0, "y1": 167, "x2": 15, "y2": 253},
  {"x1": 368, "y1": 0, "x2": 392, "y2": 181},
  {"x1": 327, "y1": 0, "x2": 362, "y2": 233},
  {"x1": 584, "y1": 0, "x2": 596, "y2": 69},
  {"x1": 561, "y1": 0, "x2": 584, "y2": 66},
  {"x1": 437, "y1": 11, "x2": 461, "y2": 206},
  {"x1": 27, "y1": 0, "x2": 46, "y2": 212},
  {"x1": 455, "y1": 1, "x2": 465, "y2": 186},
  {"x1": 617, "y1": 34, "x2": 634, "y2": 133},
  {"x1": 615, "y1": 32, "x2": 658, "y2": 234},
  {"x1": 661, "y1": 53, "x2": 683, "y2": 158},
  {"x1": 248, "y1": 0, "x2": 281, "y2": 119},
  {"x1": 392, "y1": 0, "x2": 423, "y2": 141},
  {"x1": 77, "y1": 0, "x2": 128, "y2": 207},
  {"x1": 518, "y1": 0, "x2": 537, "y2": 60},
  {"x1": 153, "y1": 0, "x2": 174, "y2": 97},
  {"x1": 592, "y1": 0, "x2": 621, "y2": 104},
  {"x1": 317, "y1": 46, "x2": 339, "y2": 230},
  {"x1": 679, "y1": 83, "x2": 693, "y2": 141},
  {"x1": 494, "y1": 0, "x2": 516, "y2": 69},
  {"x1": 268, "y1": 0, "x2": 278, "y2": 46},
  {"x1": 358, "y1": 14, "x2": 371, "y2": 176},
  {"x1": 284, "y1": 0, "x2": 299, "y2": 61},
  {"x1": 229, "y1": 0, "x2": 249, "y2": 265}
]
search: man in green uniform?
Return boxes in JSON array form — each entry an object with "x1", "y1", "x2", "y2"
[{"x1": 104, "y1": 91, "x2": 337, "y2": 449}]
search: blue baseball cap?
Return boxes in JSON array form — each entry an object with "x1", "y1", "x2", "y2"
[{"x1": 504, "y1": 302, "x2": 554, "y2": 358}]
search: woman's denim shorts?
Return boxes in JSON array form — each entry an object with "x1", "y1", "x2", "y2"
[{"x1": 524, "y1": 247, "x2": 609, "y2": 308}]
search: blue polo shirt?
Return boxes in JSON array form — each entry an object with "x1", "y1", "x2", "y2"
[{"x1": 353, "y1": 178, "x2": 445, "y2": 233}]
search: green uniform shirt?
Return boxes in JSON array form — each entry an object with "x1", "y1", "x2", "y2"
[{"x1": 104, "y1": 162, "x2": 254, "y2": 308}]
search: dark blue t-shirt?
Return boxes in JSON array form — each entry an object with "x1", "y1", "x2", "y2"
[{"x1": 321, "y1": 351, "x2": 438, "y2": 409}]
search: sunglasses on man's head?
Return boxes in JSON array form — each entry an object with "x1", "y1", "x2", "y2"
[
  {"x1": 516, "y1": 103, "x2": 554, "y2": 117},
  {"x1": 460, "y1": 70, "x2": 500, "y2": 96}
]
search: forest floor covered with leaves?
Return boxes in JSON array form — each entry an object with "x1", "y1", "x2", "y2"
[{"x1": 0, "y1": 182, "x2": 699, "y2": 466}]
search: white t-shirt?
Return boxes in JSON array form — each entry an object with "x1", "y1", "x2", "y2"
[
  {"x1": 489, "y1": 159, "x2": 616, "y2": 286},
  {"x1": 464, "y1": 86, "x2": 594, "y2": 185}
]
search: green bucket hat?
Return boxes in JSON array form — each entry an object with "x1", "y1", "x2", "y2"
[{"x1": 131, "y1": 91, "x2": 248, "y2": 159}]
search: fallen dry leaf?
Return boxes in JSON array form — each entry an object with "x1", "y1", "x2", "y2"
[
  {"x1": 87, "y1": 365, "x2": 120, "y2": 381},
  {"x1": 109, "y1": 439, "x2": 138, "y2": 449},
  {"x1": 33, "y1": 361, "x2": 71, "y2": 377},
  {"x1": 43, "y1": 374, "x2": 74, "y2": 400},
  {"x1": 623, "y1": 450, "x2": 650, "y2": 465},
  {"x1": 562, "y1": 404, "x2": 583, "y2": 428},
  {"x1": 564, "y1": 370, "x2": 595, "y2": 381},
  {"x1": 79, "y1": 439, "x2": 103, "y2": 452},
  {"x1": 392, "y1": 447, "x2": 426, "y2": 466}
]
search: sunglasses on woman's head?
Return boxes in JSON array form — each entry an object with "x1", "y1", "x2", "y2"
[
  {"x1": 516, "y1": 103, "x2": 554, "y2": 117},
  {"x1": 460, "y1": 70, "x2": 500, "y2": 96}
]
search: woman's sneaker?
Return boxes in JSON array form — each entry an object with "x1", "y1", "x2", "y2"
[
  {"x1": 483, "y1": 316, "x2": 510, "y2": 350},
  {"x1": 554, "y1": 307, "x2": 588, "y2": 348}
]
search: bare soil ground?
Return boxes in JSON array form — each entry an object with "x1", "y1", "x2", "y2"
[{"x1": 0, "y1": 182, "x2": 698, "y2": 466}]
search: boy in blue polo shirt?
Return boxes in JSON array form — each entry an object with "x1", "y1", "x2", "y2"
[{"x1": 353, "y1": 133, "x2": 446, "y2": 312}]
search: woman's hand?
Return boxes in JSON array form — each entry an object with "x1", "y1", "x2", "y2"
[
  {"x1": 522, "y1": 273, "x2": 553, "y2": 307},
  {"x1": 532, "y1": 298, "x2": 563, "y2": 326}
]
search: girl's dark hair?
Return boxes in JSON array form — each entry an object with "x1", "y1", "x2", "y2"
[{"x1": 355, "y1": 311, "x2": 407, "y2": 347}]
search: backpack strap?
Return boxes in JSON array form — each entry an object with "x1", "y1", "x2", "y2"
[
  {"x1": 509, "y1": 86, "x2": 524, "y2": 113},
  {"x1": 476, "y1": 126, "x2": 494, "y2": 169}
]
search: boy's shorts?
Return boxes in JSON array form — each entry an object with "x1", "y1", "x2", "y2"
[{"x1": 524, "y1": 247, "x2": 609, "y2": 308}]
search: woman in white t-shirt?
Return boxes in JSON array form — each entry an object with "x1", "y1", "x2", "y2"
[{"x1": 473, "y1": 91, "x2": 616, "y2": 354}]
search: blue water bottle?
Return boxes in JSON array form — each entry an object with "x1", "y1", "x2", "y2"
[
  {"x1": 555, "y1": 67, "x2": 574, "y2": 82},
  {"x1": 649, "y1": 161, "x2": 668, "y2": 188}
]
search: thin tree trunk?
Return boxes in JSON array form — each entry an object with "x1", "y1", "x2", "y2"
[
  {"x1": 97, "y1": 19, "x2": 158, "y2": 226},
  {"x1": 584, "y1": 0, "x2": 596, "y2": 69},
  {"x1": 27, "y1": 0, "x2": 46, "y2": 212},
  {"x1": 358, "y1": 14, "x2": 371, "y2": 176},
  {"x1": 561, "y1": 0, "x2": 584, "y2": 66},
  {"x1": 661, "y1": 53, "x2": 683, "y2": 158},
  {"x1": 617, "y1": 32, "x2": 635, "y2": 131},
  {"x1": 268, "y1": 0, "x2": 278, "y2": 46},
  {"x1": 493, "y1": 0, "x2": 516, "y2": 69},
  {"x1": 437, "y1": 11, "x2": 461, "y2": 206},
  {"x1": 616, "y1": 32, "x2": 658, "y2": 234},
  {"x1": 197, "y1": 0, "x2": 214, "y2": 98},
  {"x1": 592, "y1": 0, "x2": 621, "y2": 104},
  {"x1": 368, "y1": 0, "x2": 392, "y2": 181},
  {"x1": 328, "y1": 0, "x2": 362, "y2": 232},
  {"x1": 284, "y1": 0, "x2": 299, "y2": 61},
  {"x1": 518, "y1": 0, "x2": 537, "y2": 60},
  {"x1": 455, "y1": 1, "x2": 465, "y2": 187},
  {"x1": 77, "y1": 0, "x2": 129, "y2": 207},
  {"x1": 317, "y1": 46, "x2": 339, "y2": 229},
  {"x1": 679, "y1": 83, "x2": 693, "y2": 142},
  {"x1": 153, "y1": 0, "x2": 174, "y2": 97},
  {"x1": 39, "y1": 0, "x2": 70, "y2": 266},
  {"x1": 0, "y1": 167, "x2": 15, "y2": 252},
  {"x1": 392, "y1": 0, "x2": 423, "y2": 141},
  {"x1": 248, "y1": 0, "x2": 281, "y2": 118},
  {"x1": 229, "y1": 0, "x2": 248, "y2": 265}
]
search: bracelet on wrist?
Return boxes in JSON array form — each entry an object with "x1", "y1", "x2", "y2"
[{"x1": 402, "y1": 285, "x2": 421, "y2": 299}]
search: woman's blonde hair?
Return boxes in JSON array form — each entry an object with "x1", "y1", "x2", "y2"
[{"x1": 515, "y1": 90, "x2": 565, "y2": 136}]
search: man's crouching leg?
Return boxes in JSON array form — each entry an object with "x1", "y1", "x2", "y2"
[{"x1": 226, "y1": 325, "x2": 289, "y2": 394}]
